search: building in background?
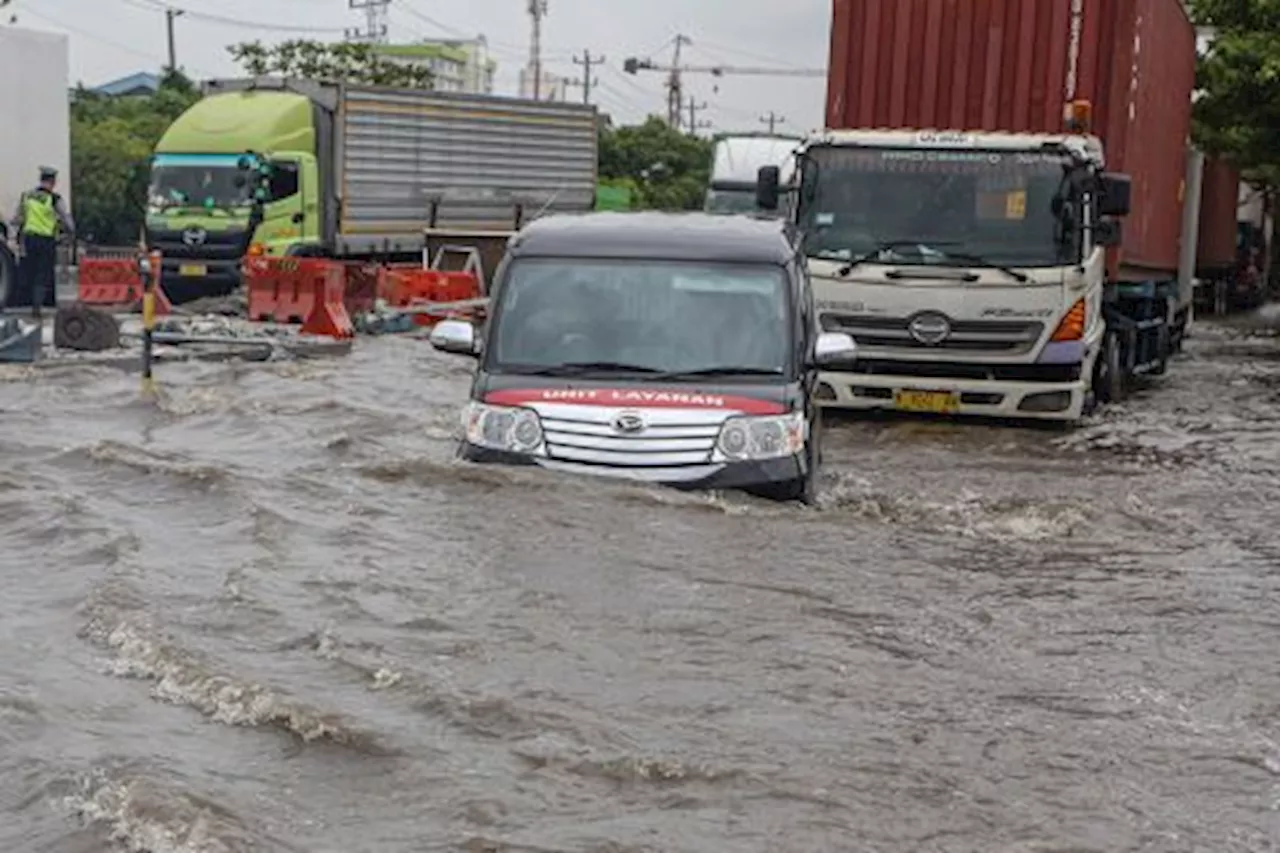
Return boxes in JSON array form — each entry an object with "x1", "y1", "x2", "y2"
[
  {"x1": 518, "y1": 66, "x2": 567, "y2": 101},
  {"x1": 90, "y1": 70, "x2": 162, "y2": 97},
  {"x1": 376, "y1": 37, "x2": 496, "y2": 93}
]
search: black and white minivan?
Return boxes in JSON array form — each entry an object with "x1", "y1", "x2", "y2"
[{"x1": 429, "y1": 209, "x2": 857, "y2": 504}]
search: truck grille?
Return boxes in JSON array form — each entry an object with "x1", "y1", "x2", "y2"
[
  {"x1": 822, "y1": 313, "x2": 1044, "y2": 355},
  {"x1": 540, "y1": 411, "x2": 722, "y2": 468},
  {"x1": 146, "y1": 228, "x2": 248, "y2": 262}
]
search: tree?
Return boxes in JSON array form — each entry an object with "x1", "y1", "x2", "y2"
[
  {"x1": 1187, "y1": 1, "x2": 1280, "y2": 182},
  {"x1": 69, "y1": 71, "x2": 201, "y2": 245},
  {"x1": 598, "y1": 117, "x2": 714, "y2": 211},
  {"x1": 228, "y1": 40, "x2": 433, "y2": 89}
]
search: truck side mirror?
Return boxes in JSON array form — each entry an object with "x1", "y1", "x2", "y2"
[
  {"x1": 1094, "y1": 218, "x2": 1123, "y2": 248},
  {"x1": 756, "y1": 165, "x2": 781, "y2": 212},
  {"x1": 1098, "y1": 172, "x2": 1131, "y2": 217}
]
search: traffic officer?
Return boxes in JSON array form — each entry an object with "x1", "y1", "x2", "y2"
[{"x1": 8, "y1": 166, "x2": 75, "y2": 312}]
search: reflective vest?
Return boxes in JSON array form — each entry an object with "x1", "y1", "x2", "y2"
[{"x1": 21, "y1": 189, "x2": 58, "y2": 238}]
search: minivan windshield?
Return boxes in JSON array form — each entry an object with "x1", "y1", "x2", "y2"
[
  {"x1": 488, "y1": 259, "x2": 792, "y2": 378},
  {"x1": 799, "y1": 146, "x2": 1073, "y2": 269}
]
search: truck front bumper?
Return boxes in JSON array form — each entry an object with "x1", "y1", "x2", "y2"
[{"x1": 816, "y1": 370, "x2": 1089, "y2": 422}]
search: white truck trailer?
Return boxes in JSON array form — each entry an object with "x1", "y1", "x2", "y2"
[{"x1": 0, "y1": 25, "x2": 72, "y2": 305}]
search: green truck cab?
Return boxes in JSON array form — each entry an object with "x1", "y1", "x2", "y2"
[{"x1": 146, "y1": 90, "x2": 319, "y2": 302}]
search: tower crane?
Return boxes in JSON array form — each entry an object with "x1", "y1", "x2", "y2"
[{"x1": 622, "y1": 45, "x2": 824, "y2": 128}]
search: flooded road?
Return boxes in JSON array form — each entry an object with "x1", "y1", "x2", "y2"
[{"x1": 2, "y1": 314, "x2": 1278, "y2": 853}]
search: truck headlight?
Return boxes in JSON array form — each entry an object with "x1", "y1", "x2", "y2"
[
  {"x1": 462, "y1": 402, "x2": 545, "y2": 454},
  {"x1": 713, "y1": 411, "x2": 807, "y2": 461}
]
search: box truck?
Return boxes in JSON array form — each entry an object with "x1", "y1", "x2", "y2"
[
  {"x1": 145, "y1": 78, "x2": 599, "y2": 303},
  {"x1": 0, "y1": 26, "x2": 72, "y2": 306},
  {"x1": 704, "y1": 134, "x2": 800, "y2": 215},
  {"x1": 757, "y1": 0, "x2": 1200, "y2": 423}
]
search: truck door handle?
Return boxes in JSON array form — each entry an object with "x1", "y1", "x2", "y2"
[{"x1": 291, "y1": 213, "x2": 304, "y2": 224}]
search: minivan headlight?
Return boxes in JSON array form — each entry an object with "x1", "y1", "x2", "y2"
[
  {"x1": 462, "y1": 402, "x2": 545, "y2": 454},
  {"x1": 713, "y1": 411, "x2": 806, "y2": 461}
]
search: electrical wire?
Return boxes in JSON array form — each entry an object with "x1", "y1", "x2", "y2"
[{"x1": 119, "y1": 0, "x2": 345, "y2": 35}]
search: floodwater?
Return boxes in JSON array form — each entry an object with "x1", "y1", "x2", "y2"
[{"x1": 2, "y1": 312, "x2": 1279, "y2": 853}]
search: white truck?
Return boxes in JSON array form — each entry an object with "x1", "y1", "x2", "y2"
[
  {"x1": 755, "y1": 125, "x2": 1175, "y2": 423},
  {"x1": 703, "y1": 135, "x2": 799, "y2": 216},
  {"x1": 0, "y1": 25, "x2": 72, "y2": 305}
]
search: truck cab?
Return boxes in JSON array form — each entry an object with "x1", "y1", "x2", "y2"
[
  {"x1": 757, "y1": 123, "x2": 1132, "y2": 423},
  {"x1": 144, "y1": 89, "x2": 321, "y2": 303},
  {"x1": 704, "y1": 135, "x2": 800, "y2": 217}
]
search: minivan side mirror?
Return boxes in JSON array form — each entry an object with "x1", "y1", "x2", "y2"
[
  {"x1": 812, "y1": 331, "x2": 857, "y2": 367},
  {"x1": 756, "y1": 165, "x2": 781, "y2": 211},
  {"x1": 429, "y1": 318, "x2": 478, "y2": 356},
  {"x1": 1098, "y1": 172, "x2": 1131, "y2": 217}
]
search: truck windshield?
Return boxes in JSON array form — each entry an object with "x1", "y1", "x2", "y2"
[
  {"x1": 488, "y1": 259, "x2": 792, "y2": 378},
  {"x1": 148, "y1": 154, "x2": 253, "y2": 213},
  {"x1": 800, "y1": 147, "x2": 1072, "y2": 269}
]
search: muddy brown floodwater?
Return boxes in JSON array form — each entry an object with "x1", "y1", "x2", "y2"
[{"x1": 2, "y1": 313, "x2": 1279, "y2": 853}]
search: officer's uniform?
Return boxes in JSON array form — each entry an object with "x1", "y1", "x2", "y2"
[{"x1": 8, "y1": 166, "x2": 75, "y2": 310}]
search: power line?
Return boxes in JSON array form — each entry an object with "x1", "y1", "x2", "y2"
[
  {"x1": 120, "y1": 0, "x2": 344, "y2": 34},
  {"x1": 571, "y1": 49, "x2": 605, "y2": 104}
]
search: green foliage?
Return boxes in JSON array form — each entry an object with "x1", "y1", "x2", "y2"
[
  {"x1": 228, "y1": 40, "x2": 433, "y2": 88},
  {"x1": 598, "y1": 117, "x2": 714, "y2": 211},
  {"x1": 70, "y1": 70, "x2": 201, "y2": 245},
  {"x1": 1188, "y1": 1, "x2": 1280, "y2": 184}
]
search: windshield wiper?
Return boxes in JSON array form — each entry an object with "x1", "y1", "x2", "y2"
[
  {"x1": 931, "y1": 248, "x2": 1030, "y2": 283},
  {"x1": 656, "y1": 366, "x2": 785, "y2": 379},
  {"x1": 839, "y1": 240, "x2": 1030, "y2": 283},
  {"x1": 505, "y1": 361, "x2": 664, "y2": 376},
  {"x1": 836, "y1": 240, "x2": 936, "y2": 277}
]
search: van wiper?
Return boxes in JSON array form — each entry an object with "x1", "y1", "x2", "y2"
[
  {"x1": 656, "y1": 366, "x2": 785, "y2": 379},
  {"x1": 509, "y1": 361, "x2": 663, "y2": 376}
]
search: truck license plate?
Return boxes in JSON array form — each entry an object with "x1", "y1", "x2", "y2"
[
  {"x1": 894, "y1": 389, "x2": 960, "y2": 414},
  {"x1": 178, "y1": 263, "x2": 207, "y2": 277}
]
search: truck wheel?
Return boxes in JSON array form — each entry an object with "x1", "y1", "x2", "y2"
[{"x1": 1096, "y1": 333, "x2": 1126, "y2": 404}]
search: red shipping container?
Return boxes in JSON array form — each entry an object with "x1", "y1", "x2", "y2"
[
  {"x1": 1196, "y1": 156, "x2": 1240, "y2": 275},
  {"x1": 825, "y1": 0, "x2": 1197, "y2": 281}
]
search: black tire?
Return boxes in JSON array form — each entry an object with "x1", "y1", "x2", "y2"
[
  {"x1": 1096, "y1": 332, "x2": 1126, "y2": 405},
  {"x1": 0, "y1": 243, "x2": 15, "y2": 308}
]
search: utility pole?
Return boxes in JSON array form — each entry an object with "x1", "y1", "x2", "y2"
[
  {"x1": 666, "y1": 33, "x2": 692, "y2": 128},
  {"x1": 164, "y1": 7, "x2": 184, "y2": 73},
  {"x1": 346, "y1": 0, "x2": 389, "y2": 44},
  {"x1": 686, "y1": 95, "x2": 710, "y2": 136},
  {"x1": 571, "y1": 49, "x2": 604, "y2": 104},
  {"x1": 528, "y1": 0, "x2": 548, "y2": 100},
  {"x1": 759, "y1": 111, "x2": 785, "y2": 135}
]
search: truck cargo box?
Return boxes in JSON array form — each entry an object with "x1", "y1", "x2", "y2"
[
  {"x1": 0, "y1": 26, "x2": 71, "y2": 221},
  {"x1": 825, "y1": 0, "x2": 1197, "y2": 281},
  {"x1": 1196, "y1": 156, "x2": 1241, "y2": 276}
]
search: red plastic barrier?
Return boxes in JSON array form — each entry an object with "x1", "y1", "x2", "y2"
[
  {"x1": 381, "y1": 268, "x2": 481, "y2": 326},
  {"x1": 78, "y1": 250, "x2": 170, "y2": 314},
  {"x1": 243, "y1": 256, "x2": 320, "y2": 323},
  {"x1": 300, "y1": 264, "x2": 354, "y2": 339}
]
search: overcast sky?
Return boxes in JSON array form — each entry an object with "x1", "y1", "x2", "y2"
[{"x1": 11, "y1": 0, "x2": 831, "y2": 135}]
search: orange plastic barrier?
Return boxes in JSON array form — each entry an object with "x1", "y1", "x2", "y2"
[
  {"x1": 77, "y1": 250, "x2": 170, "y2": 314},
  {"x1": 381, "y1": 268, "x2": 481, "y2": 326},
  {"x1": 244, "y1": 257, "x2": 326, "y2": 323},
  {"x1": 300, "y1": 265, "x2": 354, "y2": 339}
]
